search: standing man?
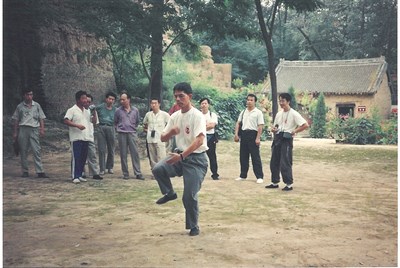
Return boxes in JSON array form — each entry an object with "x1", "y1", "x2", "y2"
[
  {"x1": 83, "y1": 94, "x2": 103, "y2": 180},
  {"x1": 199, "y1": 97, "x2": 219, "y2": 180},
  {"x1": 12, "y1": 89, "x2": 49, "y2": 178},
  {"x1": 96, "y1": 91, "x2": 117, "y2": 175},
  {"x1": 64, "y1": 90, "x2": 93, "y2": 184},
  {"x1": 114, "y1": 91, "x2": 144, "y2": 180},
  {"x1": 234, "y1": 94, "x2": 264, "y2": 184},
  {"x1": 143, "y1": 98, "x2": 170, "y2": 171},
  {"x1": 152, "y1": 82, "x2": 208, "y2": 236},
  {"x1": 266, "y1": 93, "x2": 308, "y2": 191}
]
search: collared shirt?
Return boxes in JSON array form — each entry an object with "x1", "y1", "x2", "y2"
[
  {"x1": 274, "y1": 108, "x2": 307, "y2": 133},
  {"x1": 202, "y1": 111, "x2": 218, "y2": 135},
  {"x1": 143, "y1": 110, "x2": 170, "y2": 143},
  {"x1": 114, "y1": 106, "x2": 140, "y2": 133},
  {"x1": 86, "y1": 109, "x2": 99, "y2": 141},
  {"x1": 163, "y1": 107, "x2": 208, "y2": 153},
  {"x1": 238, "y1": 107, "x2": 264, "y2": 131},
  {"x1": 12, "y1": 101, "x2": 46, "y2": 127},
  {"x1": 96, "y1": 103, "x2": 116, "y2": 126},
  {"x1": 64, "y1": 104, "x2": 92, "y2": 142}
]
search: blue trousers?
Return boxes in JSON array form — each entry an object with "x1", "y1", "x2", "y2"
[{"x1": 71, "y1": 140, "x2": 89, "y2": 179}]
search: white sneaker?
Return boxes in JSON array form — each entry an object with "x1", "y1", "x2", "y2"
[
  {"x1": 72, "y1": 178, "x2": 80, "y2": 184},
  {"x1": 256, "y1": 178, "x2": 264, "y2": 184},
  {"x1": 78, "y1": 177, "x2": 87, "y2": 182},
  {"x1": 108, "y1": 169, "x2": 114, "y2": 174},
  {"x1": 99, "y1": 171, "x2": 105, "y2": 175},
  {"x1": 235, "y1": 177, "x2": 246, "y2": 181}
]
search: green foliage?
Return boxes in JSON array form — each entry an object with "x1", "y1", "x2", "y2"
[
  {"x1": 288, "y1": 86, "x2": 298, "y2": 111},
  {"x1": 309, "y1": 93, "x2": 327, "y2": 138},
  {"x1": 327, "y1": 115, "x2": 398, "y2": 145},
  {"x1": 213, "y1": 93, "x2": 247, "y2": 140}
]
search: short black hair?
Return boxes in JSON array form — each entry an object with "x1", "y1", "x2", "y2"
[
  {"x1": 279, "y1": 93, "x2": 292, "y2": 103},
  {"x1": 247, "y1": 93, "x2": 257, "y2": 102},
  {"x1": 22, "y1": 88, "x2": 33, "y2": 95},
  {"x1": 120, "y1": 91, "x2": 131, "y2": 99},
  {"x1": 173, "y1": 82, "x2": 192, "y2": 95},
  {"x1": 75, "y1": 90, "x2": 87, "y2": 101},
  {"x1": 199, "y1": 97, "x2": 211, "y2": 105},
  {"x1": 150, "y1": 98, "x2": 161, "y2": 103},
  {"x1": 87, "y1": 94, "x2": 93, "y2": 101},
  {"x1": 106, "y1": 91, "x2": 117, "y2": 99}
]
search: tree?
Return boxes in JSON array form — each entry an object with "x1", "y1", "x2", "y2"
[
  {"x1": 310, "y1": 93, "x2": 327, "y2": 138},
  {"x1": 288, "y1": 86, "x2": 298, "y2": 111},
  {"x1": 254, "y1": 0, "x2": 323, "y2": 121}
]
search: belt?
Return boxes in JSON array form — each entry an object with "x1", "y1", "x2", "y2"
[{"x1": 99, "y1": 123, "x2": 113, "y2": 126}]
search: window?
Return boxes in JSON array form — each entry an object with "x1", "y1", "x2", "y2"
[{"x1": 336, "y1": 103, "x2": 355, "y2": 118}]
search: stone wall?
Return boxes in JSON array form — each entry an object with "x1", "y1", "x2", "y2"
[{"x1": 40, "y1": 24, "x2": 116, "y2": 119}]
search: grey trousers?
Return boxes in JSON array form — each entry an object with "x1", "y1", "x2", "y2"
[
  {"x1": 117, "y1": 132, "x2": 142, "y2": 177},
  {"x1": 152, "y1": 152, "x2": 208, "y2": 230},
  {"x1": 18, "y1": 126, "x2": 44, "y2": 174},
  {"x1": 86, "y1": 141, "x2": 100, "y2": 176},
  {"x1": 97, "y1": 125, "x2": 115, "y2": 172}
]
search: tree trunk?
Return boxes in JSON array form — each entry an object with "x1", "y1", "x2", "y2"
[
  {"x1": 255, "y1": 0, "x2": 278, "y2": 120},
  {"x1": 149, "y1": 1, "x2": 164, "y2": 104}
]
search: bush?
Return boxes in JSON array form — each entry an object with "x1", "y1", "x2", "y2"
[
  {"x1": 327, "y1": 115, "x2": 397, "y2": 145},
  {"x1": 309, "y1": 94, "x2": 327, "y2": 138}
]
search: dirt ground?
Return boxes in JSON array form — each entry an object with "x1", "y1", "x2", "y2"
[{"x1": 3, "y1": 139, "x2": 398, "y2": 267}]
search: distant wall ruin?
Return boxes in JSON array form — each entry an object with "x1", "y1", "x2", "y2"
[
  {"x1": 40, "y1": 24, "x2": 116, "y2": 119},
  {"x1": 188, "y1": 46, "x2": 232, "y2": 92}
]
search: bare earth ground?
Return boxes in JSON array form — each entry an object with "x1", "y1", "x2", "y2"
[{"x1": 3, "y1": 139, "x2": 398, "y2": 267}]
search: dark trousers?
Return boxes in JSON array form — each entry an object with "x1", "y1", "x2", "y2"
[
  {"x1": 206, "y1": 134, "x2": 219, "y2": 177},
  {"x1": 270, "y1": 135, "x2": 293, "y2": 185},
  {"x1": 239, "y1": 130, "x2": 263, "y2": 179},
  {"x1": 71, "y1": 140, "x2": 89, "y2": 179}
]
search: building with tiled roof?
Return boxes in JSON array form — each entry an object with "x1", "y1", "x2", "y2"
[{"x1": 264, "y1": 57, "x2": 393, "y2": 118}]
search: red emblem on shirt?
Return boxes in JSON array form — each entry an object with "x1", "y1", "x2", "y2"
[{"x1": 185, "y1": 126, "x2": 190, "y2": 134}]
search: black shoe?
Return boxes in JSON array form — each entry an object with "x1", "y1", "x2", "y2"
[
  {"x1": 93, "y1": 175, "x2": 103, "y2": 180},
  {"x1": 37, "y1": 172, "x2": 49, "y2": 178},
  {"x1": 136, "y1": 175, "x2": 145, "y2": 180},
  {"x1": 282, "y1": 185, "x2": 293, "y2": 191},
  {"x1": 22, "y1": 172, "x2": 29, "y2": 178},
  {"x1": 189, "y1": 227, "x2": 200, "y2": 236},
  {"x1": 156, "y1": 193, "x2": 177, "y2": 204},
  {"x1": 265, "y1": 184, "x2": 279, "y2": 189},
  {"x1": 211, "y1": 174, "x2": 219, "y2": 180}
]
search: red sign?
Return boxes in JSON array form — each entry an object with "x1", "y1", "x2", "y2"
[{"x1": 358, "y1": 106, "x2": 366, "y2": 112}]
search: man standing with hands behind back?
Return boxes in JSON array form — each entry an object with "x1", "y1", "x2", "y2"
[
  {"x1": 96, "y1": 91, "x2": 117, "y2": 175},
  {"x1": 12, "y1": 88, "x2": 49, "y2": 178},
  {"x1": 152, "y1": 82, "x2": 208, "y2": 236},
  {"x1": 234, "y1": 93, "x2": 264, "y2": 184},
  {"x1": 114, "y1": 91, "x2": 144, "y2": 180},
  {"x1": 199, "y1": 97, "x2": 219, "y2": 180},
  {"x1": 266, "y1": 93, "x2": 308, "y2": 191}
]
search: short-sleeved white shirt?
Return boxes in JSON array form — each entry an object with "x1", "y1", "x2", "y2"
[
  {"x1": 64, "y1": 104, "x2": 93, "y2": 142},
  {"x1": 238, "y1": 107, "x2": 264, "y2": 131},
  {"x1": 163, "y1": 107, "x2": 208, "y2": 153},
  {"x1": 143, "y1": 110, "x2": 170, "y2": 143},
  {"x1": 274, "y1": 108, "x2": 307, "y2": 133},
  {"x1": 202, "y1": 111, "x2": 218, "y2": 134}
]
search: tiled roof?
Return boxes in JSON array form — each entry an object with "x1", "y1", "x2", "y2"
[{"x1": 264, "y1": 57, "x2": 388, "y2": 95}]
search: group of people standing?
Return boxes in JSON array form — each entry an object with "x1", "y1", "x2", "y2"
[{"x1": 12, "y1": 82, "x2": 307, "y2": 236}]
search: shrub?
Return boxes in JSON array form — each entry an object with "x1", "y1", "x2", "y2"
[{"x1": 309, "y1": 93, "x2": 327, "y2": 138}]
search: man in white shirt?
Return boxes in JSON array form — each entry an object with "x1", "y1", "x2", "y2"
[
  {"x1": 64, "y1": 90, "x2": 94, "y2": 184},
  {"x1": 143, "y1": 98, "x2": 170, "y2": 170},
  {"x1": 199, "y1": 97, "x2": 219, "y2": 180},
  {"x1": 266, "y1": 93, "x2": 308, "y2": 191},
  {"x1": 152, "y1": 82, "x2": 208, "y2": 236},
  {"x1": 234, "y1": 94, "x2": 264, "y2": 184}
]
